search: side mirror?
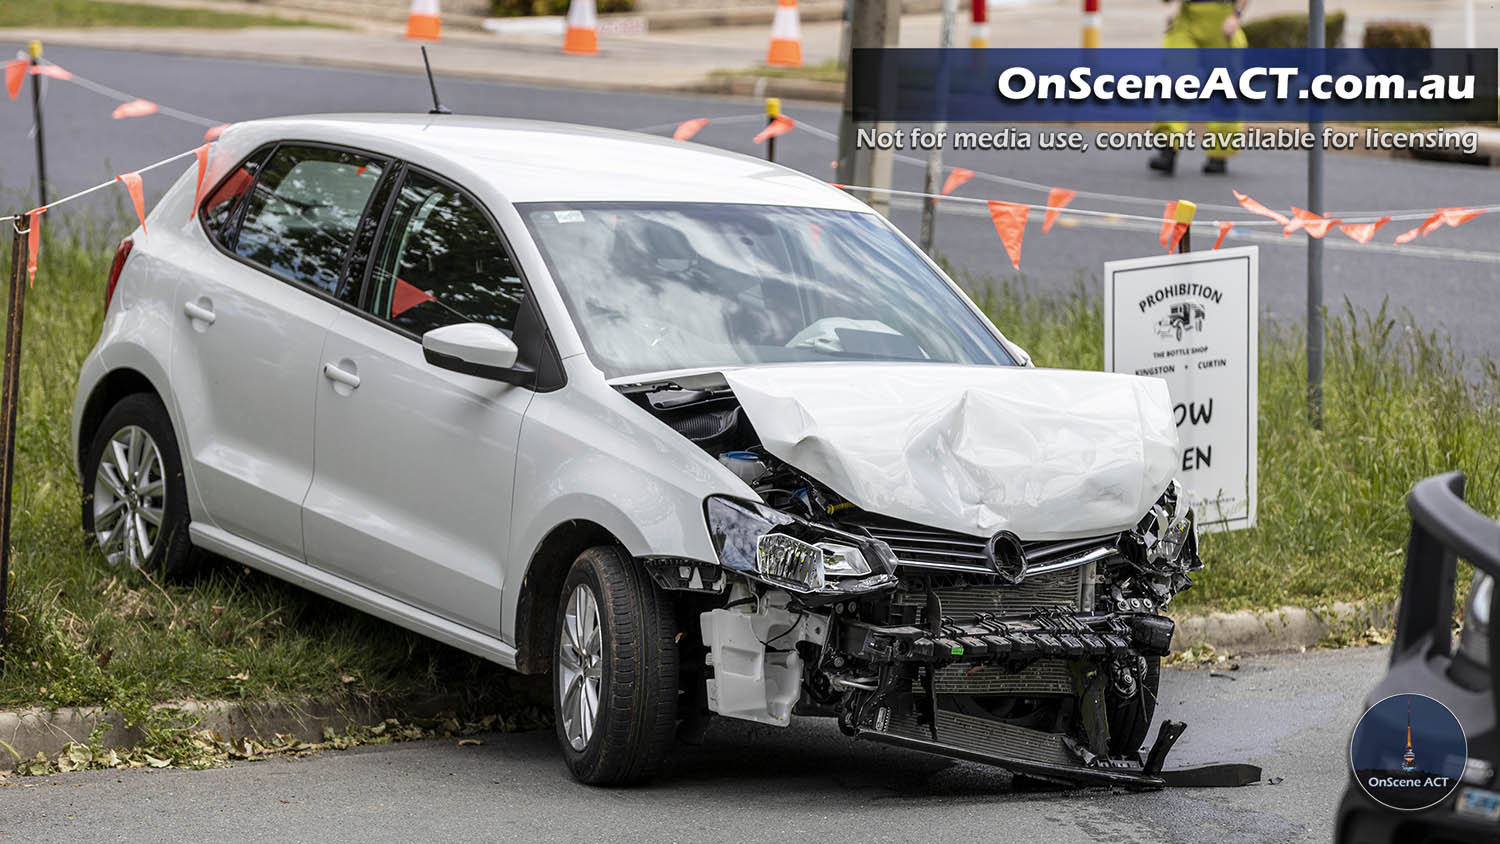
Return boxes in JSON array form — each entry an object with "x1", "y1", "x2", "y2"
[{"x1": 421, "y1": 322, "x2": 533, "y2": 385}]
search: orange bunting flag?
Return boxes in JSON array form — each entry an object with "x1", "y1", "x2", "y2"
[
  {"x1": 673, "y1": 118, "x2": 709, "y2": 141},
  {"x1": 204, "y1": 123, "x2": 231, "y2": 142},
  {"x1": 29, "y1": 64, "x2": 71, "y2": 81},
  {"x1": 116, "y1": 172, "x2": 147, "y2": 234},
  {"x1": 987, "y1": 201, "x2": 1028, "y2": 270},
  {"x1": 1166, "y1": 222, "x2": 1189, "y2": 254},
  {"x1": 1233, "y1": 189, "x2": 1290, "y2": 226},
  {"x1": 1338, "y1": 216, "x2": 1391, "y2": 244},
  {"x1": 1212, "y1": 221, "x2": 1233, "y2": 250},
  {"x1": 24, "y1": 208, "x2": 43, "y2": 287},
  {"x1": 1158, "y1": 201, "x2": 1177, "y2": 248},
  {"x1": 940, "y1": 167, "x2": 975, "y2": 197},
  {"x1": 1283, "y1": 206, "x2": 1341, "y2": 239},
  {"x1": 190, "y1": 144, "x2": 211, "y2": 222},
  {"x1": 1042, "y1": 187, "x2": 1075, "y2": 234},
  {"x1": 1395, "y1": 207, "x2": 1486, "y2": 245},
  {"x1": 753, "y1": 115, "x2": 795, "y2": 144},
  {"x1": 112, "y1": 99, "x2": 158, "y2": 120},
  {"x1": 5, "y1": 59, "x2": 25, "y2": 100},
  {"x1": 392, "y1": 278, "x2": 436, "y2": 317}
]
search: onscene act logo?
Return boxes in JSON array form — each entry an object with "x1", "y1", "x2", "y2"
[{"x1": 1350, "y1": 693, "x2": 1466, "y2": 811}]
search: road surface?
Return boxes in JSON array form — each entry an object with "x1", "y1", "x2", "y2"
[
  {"x1": 2, "y1": 44, "x2": 1497, "y2": 363},
  {"x1": 1, "y1": 646, "x2": 1386, "y2": 844}
]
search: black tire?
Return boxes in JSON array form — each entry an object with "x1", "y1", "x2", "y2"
[
  {"x1": 552, "y1": 545, "x2": 678, "y2": 785},
  {"x1": 81, "y1": 392, "x2": 196, "y2": 578},
  {"x1": 1107, "y1": 656, "x2": 1161, "y2": 756}
]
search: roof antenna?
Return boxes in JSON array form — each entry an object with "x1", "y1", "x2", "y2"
[{"x1": 421, "y1": 46, "x2": 451, "y2": 115}]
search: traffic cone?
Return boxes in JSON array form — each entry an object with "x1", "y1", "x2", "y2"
[
  {"x1": 766, "y1": 0, "x2": 802, "y2": 67},
  {"x1": 405, "y1": 0, "x2": 440, "y2": 41},
  {"x1": 563, "y1": 0, "x2": 599, "y2": 55}
]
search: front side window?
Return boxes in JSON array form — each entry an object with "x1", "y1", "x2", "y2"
[
  {"x1": 235, "y1": 145, "x2": 385, "y2": 296},
  {"x1": 366, "y1": 170, "x2": 525, "y2": 338},
  {"x1": 520, "y1": 202, "x2": 1015, "y2": 379}
]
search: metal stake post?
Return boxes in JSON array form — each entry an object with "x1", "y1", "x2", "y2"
[
  {"x1": 28, "y1": 40, "x2": 46, "y2": 209},
  {"x1": 918, "y1": 0, "x2": 957, "y2": 255},
  {"x1": 1307, "y1": 0, "x2": 1325, "y2": 429},
  {"x1": 0, "y1": 218, "x2": 32, "y2": 657},
  {"x1": 765, "y1": 97, "x2": 780, "y2": 163}
]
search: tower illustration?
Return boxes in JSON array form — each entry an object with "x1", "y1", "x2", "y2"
[{"x1": 1402, "y1": 702, "x2": 1417, "y2": 773}]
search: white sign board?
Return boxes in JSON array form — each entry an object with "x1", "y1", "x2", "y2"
[{"x1": 1103, "y1": 246, "x2": 1258, "y2": 532}]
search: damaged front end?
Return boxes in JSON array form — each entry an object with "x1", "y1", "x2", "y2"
[{"x1": 632, "y1": 377, "x2": 1202, "y2": 788}]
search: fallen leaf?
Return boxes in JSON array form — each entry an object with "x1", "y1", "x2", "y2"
[
  {"x1": 227, "y1": 671, "x2": 250, "y2": 682},
  {"x1": 144, "y1": 755, "x2": 171, "y2": 768},
  {"x1": 457, "y1": 739, "x2": 483, "y2": 747}
]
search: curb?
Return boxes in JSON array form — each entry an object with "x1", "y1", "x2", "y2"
[
  {"x1": 0, "y1": 676, "x2": 551, "y2": 773},
  {"x1": 1174, "y1": 601, "x2": 1398, "y2": 655}
]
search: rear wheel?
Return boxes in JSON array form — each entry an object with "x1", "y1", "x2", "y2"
[
  {"x1": 81, "y1": 393, "x2": 196, "y2": 577},
  {"x1": 553, "y1": 545, "x2": 678, "y2": 785}
]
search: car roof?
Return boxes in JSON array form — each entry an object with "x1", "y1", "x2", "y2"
[{"x1": 222, "y1": 113, "x2": 872, "y2": 210}]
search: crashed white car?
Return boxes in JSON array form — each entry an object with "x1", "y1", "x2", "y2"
[{"x1": 71, "y1": 115, "x2": 1200, "y2": 787}]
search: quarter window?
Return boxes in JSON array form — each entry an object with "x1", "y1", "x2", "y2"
[
  {"x1": 367, "y1": 170, "x2": 524, "y2": 337},
  {"x1": 200, "y1": 147, "x2": 270, "y2": 247},
  {"x1": 235, "y1": 145, "x2": 385, "y2": 296}
]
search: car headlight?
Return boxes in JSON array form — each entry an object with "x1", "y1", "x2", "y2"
[
  {"x1": 1459, "y1": 572, "x2": 1492, "y2": 668},
  {"x1": 705, "y1": 496, "x2": 891, "y2": 595}
]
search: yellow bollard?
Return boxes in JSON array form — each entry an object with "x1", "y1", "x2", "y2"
[{"x1": 765, "y1": 97, "x2": 781, "y2": 163}]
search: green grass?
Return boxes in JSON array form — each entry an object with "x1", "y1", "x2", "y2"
[
  {"x1": 971, "y1": 274, "x2": 1500, "y2": 614},
  {"x1": 0, "y1": 0, "x2": 329, "y2": 29},
  {"x1": 711, "y1": 59, "x2": 846, "y2": 85},
  {"x1": 2, "y1": 222, "x2": 1497, "y2": 721}
]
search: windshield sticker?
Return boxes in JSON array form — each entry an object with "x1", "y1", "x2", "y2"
[{"x1": 553, "y1": 210, "x2": 585, "y2": 224}]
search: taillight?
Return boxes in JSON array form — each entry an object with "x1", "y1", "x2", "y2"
[{"x1": 105, "y1": 237, "x2": 133, "y2": 311}]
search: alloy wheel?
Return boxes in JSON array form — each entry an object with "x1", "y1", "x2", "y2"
[
  {"x1": 558, "y1": 583, "x2": 604, "y2": 752},
  {"x1": 92, "y1": 424, "x2": 166, "y2": 569}
]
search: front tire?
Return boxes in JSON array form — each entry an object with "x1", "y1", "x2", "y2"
[
  {"x1": 81, "y1": 393, "x2": 195, "y2": 577},
  {"x1": 553, "y1": 546, "x2": 678, "y2": 785}
]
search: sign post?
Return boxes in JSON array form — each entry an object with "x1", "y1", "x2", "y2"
[
  {"x1": 0, "y1": 217, "x2": 30, "y2": 657},
  {"x1": 1104, "y1": 246, "x2": 1258, "y2": 532}
]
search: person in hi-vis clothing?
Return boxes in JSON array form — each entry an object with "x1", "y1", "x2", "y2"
[{"x1": 1148, "y1": 0, "x2": 1248, "y2": 175}]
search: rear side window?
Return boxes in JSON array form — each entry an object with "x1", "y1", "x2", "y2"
[
  {"x1": 234, "y1": 145, "x2": 385, "y2": 296},
  {"x1": 200, "y1": 147, "x2": 270, "y2": 246},
  {"x1": 365, "y1": 169, "x2": 525, "y2": 338}
]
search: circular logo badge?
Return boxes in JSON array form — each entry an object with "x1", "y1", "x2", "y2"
[{"x1": 1350, "y1": 693, "x2": 1467, "y2": 811}]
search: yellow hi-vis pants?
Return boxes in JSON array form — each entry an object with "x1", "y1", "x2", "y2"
[{"x1": 1153, "y1": 2, "x2": 1248, "y2": 159}]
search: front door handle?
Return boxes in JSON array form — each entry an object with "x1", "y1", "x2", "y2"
[
  {"x1": 183, "y1": 300, "x2": 215, "y2": 325},
  {"x1": 322, "y1": 362, "x2": 361, "y2": 389}
]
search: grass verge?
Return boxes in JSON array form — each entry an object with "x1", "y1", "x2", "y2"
[
  {"x1": 710, "y1": 59, "x2": 845, "y2": 85},
  {"x1": 0, "y1": 0, "x2": 329, "y2": 28},
  {"x1": 0, "y1": 220, "x2": 1496, "y2": 758}
]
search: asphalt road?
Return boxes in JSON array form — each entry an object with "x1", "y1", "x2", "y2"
[
  {"x1": 3, "y1": 44, "x2": 1498, "y2": 362},
  {"x1": 0, "y1": 646, "x2": 1385, "y2": 844}
]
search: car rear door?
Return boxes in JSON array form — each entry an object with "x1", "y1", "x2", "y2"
[
  {"x1": 172, "y1": 143, "x2": 390, "y2": 560},
  {"x1": 301, "y1": 166, "x2": 534, "y2": 634}
]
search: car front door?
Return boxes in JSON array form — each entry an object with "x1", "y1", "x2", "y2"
[
  {"x1": 172, "y1": 143, "x2": 389, "y2": 560},
  {"x1": 302, "y1": 167, "x2": 533, "y2": 634}
]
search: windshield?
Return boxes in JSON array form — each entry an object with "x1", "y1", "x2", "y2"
[{"x1": 519, "y1": 202, "x2": 1016, "y2": 379}]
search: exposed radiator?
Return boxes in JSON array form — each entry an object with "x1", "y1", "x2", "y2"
[
  {"x1": 932, "y1": 658, "x2": 1075, "y2": 696},
  {"x1": 882, "y1": 709, "x2": 1076, "y2": 769}
]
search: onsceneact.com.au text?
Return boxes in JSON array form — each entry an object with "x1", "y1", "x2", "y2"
[{"x1": 996, "y1": 67, "x2": 1478, "y2": 103}]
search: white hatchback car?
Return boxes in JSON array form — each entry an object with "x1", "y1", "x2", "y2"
[{"x1": 73, "y1": 115, "x2": 1201, "y2": 787}]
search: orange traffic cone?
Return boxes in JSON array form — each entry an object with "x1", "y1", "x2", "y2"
[
  {"x1": 766, "y1": 0, "x2": 802, "y2": 67},
  {"x1": 405, "y1": 0, "x2": 440, "y2": 41},
  {"x1": 563, "y1": 0, "x2": 599, "y2": 55}
]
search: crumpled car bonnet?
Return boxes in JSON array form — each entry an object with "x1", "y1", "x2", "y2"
[{"x1": 722, "y1": 363, "x2": 1179, "y2": 541}]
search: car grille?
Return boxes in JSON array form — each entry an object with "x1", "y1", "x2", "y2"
[
  {"x1": 891, "y1": 566, "x2": 1084, "y2": 620},
  {"x1": 852, "y1": 515, "x2": 1120, "y2": 576},
  {"x1": 931, "y1": 658, "x2": 1074, "y2": 696}
]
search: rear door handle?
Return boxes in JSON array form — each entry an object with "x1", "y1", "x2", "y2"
[
  {"x1": 183, "y1": 301, "x2": 215, "y2": 325},
  {"x1": 322, "y1": 362, "x2": 361, "y2": 389}
]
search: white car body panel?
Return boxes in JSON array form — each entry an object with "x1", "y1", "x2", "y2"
[{"x1": 724, "y1": 363, "x2": 1180, "y2": 540}]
